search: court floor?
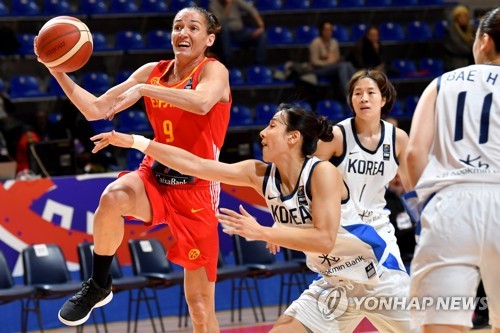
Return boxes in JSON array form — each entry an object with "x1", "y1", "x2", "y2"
[{"x1": 33, "y1": 305, "x2": 492, "y2": 333}]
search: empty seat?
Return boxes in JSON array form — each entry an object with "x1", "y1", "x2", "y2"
[
  {"x1": 310, "y1": 0, "x2": 338, "y2": 8},
  {"x1": 229, "y1": 67, "x2": 244, "y2": 86},
  {"x1": 110, "y1": 0, "x2": 137, "y2": 12},
  {"x1": 419, "y1": 57, "x2": 443, "y2": 76},
  {"x1": 316, "y1": 99, "x2": 345, "y2": 121},
  {"x1": 80, "y1": 0, "x2": 108, "y2": 13},
  {"x1": 351, "y1": 23, "x2": 368, "y2": 42},
  {"x1": 9, "y1": 75, "x2": 44, "y2": 98},
  {"x1": 229, "y1": 104, "x2": 253, "y2": 126},
  {"x1": 126, "y1": 150, "x2": 145, "y2": 170},
  {"x1": 0, "y1": 0, "x2": 8, "y2": 14},
  {"x1": 332, "y1": 24, "x2": 350, "y2": 43},
  {"x1": 255, "y1": 103, "x2": 278, "y2": 124},
  {"x1": 283, "y1": 0, "x2": 309, "y2": 9},
  {"x1": 11, "y1": 0, "x2": 41, "y2": 15},
  {"x1": 146, "y1": 29, "x2": 171, "y2": 50},
  {"x1": 338, "y1": 0, "x2": 364, "y2": 6},
  {"x1": 433, "y1": 19, "x2": 447, "y2": 38},
  {"x1": 404, "y1": 95, "x2": 420, "y2": 115},
  {"x1": 406, "y1": 21, "x2": 432, "y2": 41},
  {"x1": 292, "y1": 100, "x2": 312, "y2": 111},
  {"x1": 266, "y1": 26, "x2": 293, "y2": 45},
  {"x1": 391, "y1": 59, "x2": 417, "y2": 77},
  {"x1": 245, "y1": 65, "x2": 273, "y2": 85},
  {"x1": 256, "y1": 0, "x2": 281, "y2": 10},
  {"x1": 379, "y1": 22, "x2": 405, "y2": 41},
  {"x1": 115, "y1": 30, "x2": 145, "y2": 50},
  {"x1": 169, "y1": 0, "x2": 196, "y2": 11},
  {"x1": 115, "y1": 69, "x2": 133, "y2": 84},
  {"x1": 118, "y1": 109, "x2": 152, "y2": 133},
  {"x1": 91, "y1": 32, "x2": 111, "y2": 51},
  {"x1": 16, "y1": 33, "x2": 36, "y2": 56},
  {"x1": 44, "y1": 0, "x2": 73, "y2": 14},
  {"x1": 390, "y1": 99, "x2": 405, "y2": 117},
  {"x1": 392, "y1": 0, "x2": 417, "y2": 4},
  {"x1": 48, "y1": 74, "x2": 76, "y2": 96},
  {"x1": 90, "y1": 119, "x2": 115, "y2": 133},
  {"x1": 366, "y1": 0, "x2": 390, "y2": 6},
  {"x1": 140, "y1": 0, "x2": 167, "y2": 12},
  {"x1": 294, "y1": 25, "x2": 319, "y2": 44},
  {"x1": 82, "y1": 71, "x2": 111, "y2": 94}
]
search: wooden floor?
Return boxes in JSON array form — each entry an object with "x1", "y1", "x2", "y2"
[{"x1": 33, "y1": 306, "x2": 493, "y2": 333}]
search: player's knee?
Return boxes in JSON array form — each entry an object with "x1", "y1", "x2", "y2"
[
  {"x1": 99, "y1": 186, "x2": 134, "y2": 212},
  {"x1": 186, "y1": 295, "x2": 210, "y2": 324}
]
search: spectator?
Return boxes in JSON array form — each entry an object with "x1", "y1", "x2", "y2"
[
  {"x1": 349, "y1": 25, "x2": 385, "y2": 71},
  {"x1": 309, "y1": 21, "x2": 356, "y2": 99},
  {"x1": 209, "y1": 0, "x2": 266, "y2": 66},
  {"x1": 444, "y1": 4, "x2": 474, "y2": 71}
]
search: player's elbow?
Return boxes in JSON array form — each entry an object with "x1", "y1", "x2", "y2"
[{"x1": 318, "y1": 235, "x2": 336, "y2": 254}]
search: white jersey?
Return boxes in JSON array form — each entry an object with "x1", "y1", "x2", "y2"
[
  {"x1": 334, "y1": 118, "x2": 399, "y2": 227},
  {"x1": 414, "y1": 64, "x2": 500, "y2": 203},
  {"x1": 263, "y1": 157, "x2": 405, "y2": 286}
]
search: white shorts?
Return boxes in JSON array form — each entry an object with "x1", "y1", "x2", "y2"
[
  {"x1": 410, "y1": 184, "x2": 500, "y2": 329},
  {"x1": 284, "y1": 268, "x2": 411, "y2": 333}
]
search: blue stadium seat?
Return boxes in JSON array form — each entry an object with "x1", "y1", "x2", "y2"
[
  {"x1": 11, "y1": 0, "x2": 41, "y2": 15},
  {"x1": 406, "y1": 21, "x2": 432, "y2": 41},
  {"x1": 392, "y1": 0, "x2": 417, "y2": 4},
  {"x1": 246, "y1": 65, "x2": 273, "y2": 85},
  {"x1": 351, "y1": 23, "x2": 368, "y2": 42},
  {"x1": 16, "y1": 33, "x2": 36, "y2": 56},
  {"x1": 338, "y1": 0, "x2": 364, "y2": 7},
  {"x1": 80, "y1": 0, "x2": 108, "y2": 13},
  {"x1": 418, "y1": 0, "x2": 442, "y2": 4},
  {"x1": 283, "y1": 0, "x2": 309, "y2": 9},
  {"x1": 267, "y1": 26, "x2": 293, "y2": 45},
  {"x1": 255, "y1": 103, "x2": 278, "y2": 124},
  {"x1": 119, "y1": 109, "x2": 152, "y2": 133},
  {"x1": 294, "y1": 25, "x2": 319, "y2": 44},
  {"x1": 115, "y1": 69, "x2": 133, "y2": 84},
  {"x1": 91, "y1": 32, "x2": 111, "y2": 51},
  {"x1": 115, "y1": 30, "x2": 145, "y2": 50},
  {"x1": 9, "y1": 75, "x2": 44, "y2": 98},
  {"x1": 90, "y1": 119, "x2": 115, "y2": 133},
  {"x1": 229, "y1": 104, "x2": 253, "y2": 126},
  {"x1": 379, "y1": 22, "x2": 405, "y2": 41},
  {"x1": 170, "y1": 0, "x2": 196, "y2": 11},
  {"x1": 256, "y1": 0, "x2": 282, "y2": 10},
  {"x1": 140, "y1": 0, "x2": 167, "y2": 12},
  {"x1": 316, "y1": 99, "x2": 345, "y2": 121},
  {"x1": 146, "y1": 29, "x2": 171, "y2": 50},
  {"x1": 292, "y1": 101, "x2": 312, "y2": 111},
  {"x1": 110, "y1": 0, "x2": 137, "y2": 13},
  {"x1": 391, "y1": 59, "x2": 417, "y2": 77},
  {"x1": 229, "y1": 67, "x2": 245, "y2": 86},
  {"x1": 404, "y1": 95, "x2": 420, "y2": 115},
  {"x1": 419, "y1": 57, "x2": 444, "y2": 76},
  {"x1": 433, "y1": 19, "x2": 447, "y2": 39},
  {"x1": 126, "y1": 150, "x2": 145, "y2": 170},
  {"x1": 332, "y1": 24, "x2": 350, "y2": 43},
  {"x1": 366, "y1": 0, "x2": 390, "y2": 6},
  {"x1": 48, "y1": 74, "x2": 76, "y2": 96},
  {"x1": 44, "y1": 0, "x2": 73, "y2": 13},
  {"x1": 81, "y1": 71, "x2": 110, "y2": 94},
  {"x1": 390, "y1": 100, "x2": 405, "y2": 118},
  {"x1": 310, "y1": 0, "x2": 338, "y2": 8},
  {"x1": 0, "y1": 0, "x2": 8, "y2": 15}
]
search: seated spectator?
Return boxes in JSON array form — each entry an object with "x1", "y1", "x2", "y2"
[
  {"x1": 348, "y1": 25, "x2": 385, "y2": 71},
  {"x1": 309, "y1": 21, "x2": 356, "y2": 98},
  {"x1": 209, "y1": 0, "x2": 267, "y2": 66},
  {"x1": 444, "y1": 4, "x2": 474, "y2": 71}
]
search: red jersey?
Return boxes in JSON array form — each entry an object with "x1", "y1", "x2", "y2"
[{"x1": 141, "y1": 57, "x2": 231, "y2": 187}]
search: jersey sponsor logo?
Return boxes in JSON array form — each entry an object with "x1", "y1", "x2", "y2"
[
  {"x1": 319, "y1": 254, "x2": 341, "y2": 266},
  {"x1": 349, "y1": 151, "x2": 359, "y2": 155},
  {"x1": 347, "y1": 159, "x2": 384, "y2": 175},
  {"x1": 365, "y1": 262, "x2": 376, "y2": 279},
  {"x1": 184, "y1": 77, "x2": 193, "y2": 90},
  {"x1": 322, "y1": 255, "x2": 366, "y2": 276},
  {"x1": 150, "y1": 76, "x2": 160, "y2": 85},
  {"x1": 191, "y1": 208, "x2": 204, "y2": 214},
  {"x1": 267, "y1": 195, "x2": 279, "y2": 200},
  {"x1": 188, "y1": 248, "x2": 200, "y2": 260},
  {"x1": 271, "y1": 204, "x2": 312, "y2": 225},
  {"x1": 297, "y1": 185, "x2": 307, "y2": 205},
  {"x1": 383, "y1": 144, "x2": 390, "y2": 161}
]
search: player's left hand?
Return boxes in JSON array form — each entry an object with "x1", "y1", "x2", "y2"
[
  {"x1": 91, "y1": 130, "x2": 133, "y2": 153},
  {"x1": 107, "y1": 84, "x2": 144, "y2": 120},
  {"x1": 218, "y1": 205, "x2": 264, "y2": 241}
]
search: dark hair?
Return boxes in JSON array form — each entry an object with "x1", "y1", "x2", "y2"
[
  {"x1": 477, "y1": 7, "x2": 500, "y2": 53},
  {"x1": 317, "y1": 21, "x2": 332, "y2": 33},
  {"x1": 346, "y1": 69, "x2": 396, "y2": 117},
  {"x1": 277, "y1": 103, "x2": 333, "y2": 156},
  {"x1": 176, "y1": 7, "x2": 222, "y2": 36}
]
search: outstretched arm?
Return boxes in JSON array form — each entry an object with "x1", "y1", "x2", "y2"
[
  {"x1": 91, "y1": 130, "x2": 264, "y2": 190},
  {"x1": 220, "y1": 161, "x2": 341, "y2": 254},
  {"x1": 406, "y1": 79, "x2": 438, "y2": 188}
]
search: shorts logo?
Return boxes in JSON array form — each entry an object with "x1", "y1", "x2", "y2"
[
  {"x1": 317, "y1": 286, "x2": 348, "y2": 320},
  {"x1": 188, "y1": 249, "x2": 200, "y2": 260},
  {"x1": 191, "y1": 208, "x2": 205, "y2": 214}
]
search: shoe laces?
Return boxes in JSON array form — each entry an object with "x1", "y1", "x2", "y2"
[{"x1": 70, "y1": 280, "x2": 103, "y2": 308}]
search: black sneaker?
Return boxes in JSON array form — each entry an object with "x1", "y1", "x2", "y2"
[{"x1": 58, "y1": 275, "x2": 113, "y2": 326}]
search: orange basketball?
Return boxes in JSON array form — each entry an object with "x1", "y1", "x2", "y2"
[{"x1": 37, "y1": 16, "x2": 93, "y2": 73}]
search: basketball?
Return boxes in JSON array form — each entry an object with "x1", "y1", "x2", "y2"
[{"x1": 36, "y1": 16, "x2": 93, "y2": 73}]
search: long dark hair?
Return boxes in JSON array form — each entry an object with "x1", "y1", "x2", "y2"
[
  {"x1": 276, "y1": 103, "x2": 333, "y2": 156},
  {"x1": 478, "y1": 7, "x2": 500, "y2": 53}
]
